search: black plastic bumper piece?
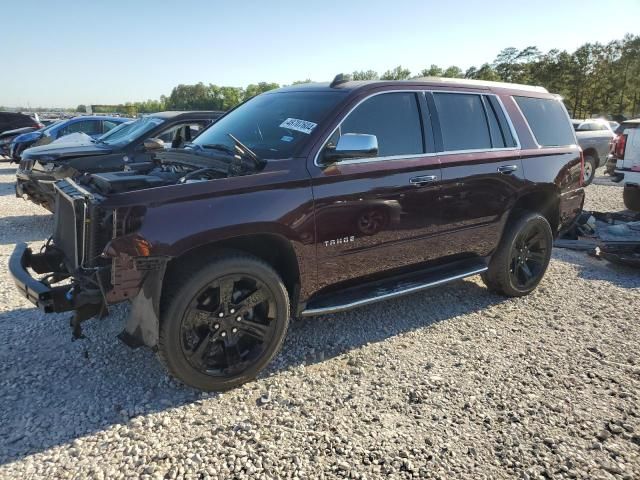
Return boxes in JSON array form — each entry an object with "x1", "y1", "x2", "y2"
[{"x1": 9, "y1": 242, "x2": 74, "y2": 313}]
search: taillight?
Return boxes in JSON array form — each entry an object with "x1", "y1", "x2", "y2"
[
  {"x1": 616, "y1": 134, "x2": 627, "y2": 159},
  {"x1": 579, "y1": 150, "x2": 585, "y2": 186}
]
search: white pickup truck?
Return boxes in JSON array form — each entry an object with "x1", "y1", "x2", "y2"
[{"x1": 611, "y1": 119, "x2": 640, "y2": 211}]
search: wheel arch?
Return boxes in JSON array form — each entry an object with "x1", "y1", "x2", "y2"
[
  {"x1": 163, "y1": 232, "x2": 302, "y2": 307},
  {"x1": 508, "y1": 187, "x2": 561, "y2": 236}
]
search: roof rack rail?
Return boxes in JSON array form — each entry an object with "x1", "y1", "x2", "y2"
[{"x1": 330, "y1": 73, "x2": 351, "y2": 88}]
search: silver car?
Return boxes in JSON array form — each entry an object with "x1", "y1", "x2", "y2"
[{"x1": 571, "y1": 119, "x2": 615, "y2": 185}]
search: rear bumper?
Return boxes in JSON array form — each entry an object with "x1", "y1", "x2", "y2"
[
  {"x1": 9, "y1": 243, "x2": 74, "y2": 313},
  {"x1": 615, "y1": 169, "x2": 640, "y2": 186}
]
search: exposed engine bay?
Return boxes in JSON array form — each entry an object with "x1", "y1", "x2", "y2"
[{"x1": 77, "y1": 149, "x2": 246, "y2": 195}]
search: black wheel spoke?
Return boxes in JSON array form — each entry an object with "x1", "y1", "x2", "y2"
[
  {"x1": 238, "y1": 319, "x2": 269, "y2": 341},
  {"x1": 218, "y1": 278, "x2": 235, "y2": 307},
  {"x1": 528, "y1": 251, "x2": 546, "y2": 264},
  {"x1": 520, "y1": 262, "x2": 533, "y2": 280},
  {"x1": 187, "y1": 331, "x2": 213, "y2": 368},
  {"x1": 186, "y1": 307, "x2": 212, "y2": 327},
  {"x1": 526, "y1": 230, "x2": 544, "y2": 247},
  {"x1": 223, "y1": 342, "x2": 242, "y2": 368},
  {"x1": 236, "y1": 288, "x2": 268, "y2": 315}
]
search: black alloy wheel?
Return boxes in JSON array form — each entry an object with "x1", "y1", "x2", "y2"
[
  {"x1": 482, "y1": 211, "x2": 553, "y2": 297},
  {"x1": 158, "y1": 254, "x2": 290, "y2": 391},
  {"x1": 181, "y1": 275, "x2": 276, "y2": 377},
  {"x1": 508, "y1": 222, "x2": 549, "y2": 290}
]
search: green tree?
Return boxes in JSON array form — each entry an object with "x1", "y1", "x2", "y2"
[
  {"x1": 352, "y1": 70, "x2": 379, "y2": 80},
  {"x1": 244, "y1": 82, "x2": 280, "y2": 99},
  {"x1": 381, "y1": 65, "x2": 411, "y2": 80},
  {"x1": 419, "y1": 65, "x2": 443, "y2": 77},
  {"x1": 442, "y1": 66, "x2": 463, "y2": 78}
]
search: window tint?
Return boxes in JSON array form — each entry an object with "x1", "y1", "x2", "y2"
[
  {"x1": 340, "y1": 92, "x2": 423, "y2": 157},
  {"x1": 483, "y1": 97, "x2": 506, "y2": 148},
  {"x1": 434, "y1": 93, "x2": 491, "y2": 151},
  {"x1": 487, "y1": 95, "x2": 517, "y2": 148},
  {"x1": 514, "y1": 96, "x2": 575, "y2": 147}
]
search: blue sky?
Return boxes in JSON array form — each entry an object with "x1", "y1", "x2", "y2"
[{"x1": 3, "y1": 0, "x2": 639, "y2": 107}]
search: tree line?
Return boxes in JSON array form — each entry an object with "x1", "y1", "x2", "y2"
[{"x1": 85, "y1": 34, "x2": 639, "y2": 120}]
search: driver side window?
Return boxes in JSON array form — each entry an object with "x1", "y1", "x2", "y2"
[{"x1": 333, "y1": 92, "x2": 424, "y2": 158}]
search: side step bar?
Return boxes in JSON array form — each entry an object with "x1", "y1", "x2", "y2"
[{"x1": 301, "y1": 260, "x2": 488, "y2": 317}]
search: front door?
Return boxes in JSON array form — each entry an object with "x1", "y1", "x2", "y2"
[{"x1": 308, "y1": 90, "x2": 443, "y2": 292}]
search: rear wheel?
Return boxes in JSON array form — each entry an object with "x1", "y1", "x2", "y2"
[
  {"x1": 582, "y1": 154, "x2": 597, "y2": 186},
  {"x1": 158, "y1": 254, "x2": 290, "y2": 391},
  {"x1": 482, "y1": 212, "x2": 553, "y2": 297},
  {"x1": 623, "y1": 186, "x2": 640, "y2": 212}
]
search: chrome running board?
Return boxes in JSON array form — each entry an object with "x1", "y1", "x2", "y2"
[{"x1": 301, "y1": 260, "x2": 487, "y2": 317}]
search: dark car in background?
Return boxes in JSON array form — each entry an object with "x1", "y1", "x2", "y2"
[
  {"x1": 0, "y1": 126, "x2": 43, "y2": 158},
  {"x1": 0, "y1": 112, "x2": 42, "y2": 135},
  {"x1": 9, "y1": 115, "x2": 128, "y2": 162},
  {"x1": 16, "y1": 111, "x2": 222, "y2": 209},
  {"x1": 10, "y1": 78, "x2": 584, "y2": 390}
]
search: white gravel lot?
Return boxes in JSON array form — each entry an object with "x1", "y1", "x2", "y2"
[{"x1": 0, "y1": 166, "x2": 638, "y2": 479}]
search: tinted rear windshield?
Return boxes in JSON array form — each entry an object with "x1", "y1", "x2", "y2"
[
  {"x1": 192, "y1": 91, "x2": 345, "y2": 159},
  {"x1": 514, "y1": 96, "x2": 576, "y2": 147}
]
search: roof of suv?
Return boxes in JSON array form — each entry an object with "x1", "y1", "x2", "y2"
[
  {"x1": 274, "y1": 77, "x2": 549, "y2": 95},
  {"x1": 148, "y1": 111, "x2": 225, "y2": 120}
]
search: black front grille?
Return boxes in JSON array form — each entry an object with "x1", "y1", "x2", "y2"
[{"x1": 53, "y1": 180, "x2": 88, "y2": 270}]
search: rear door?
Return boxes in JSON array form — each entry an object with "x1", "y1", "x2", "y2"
[
  {"x1": 309, "y1": 90, "x2": 443, "y2": 290},
  {"x1": 430, "y1": 91, "x2": 525, "y2": 258}
]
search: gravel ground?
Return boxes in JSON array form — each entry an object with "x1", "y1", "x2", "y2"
[{"x1": 0, "y1": 166, "x2": 638, "y2": 479}]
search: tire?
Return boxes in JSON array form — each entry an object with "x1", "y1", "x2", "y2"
[
  {"x1": 158, "y1": 253, "x2": 290, "y2": 391},
  {"x1": 623, "y1": 186, "x2": 640, "y2": 212},
  {"x1": 582, "y1": 154, "x2": 597, "y2": 186},
  {"x1": 481, "y1": 212, "x2": 553, "y2": 297}
]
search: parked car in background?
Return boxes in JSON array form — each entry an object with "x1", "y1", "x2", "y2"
[
  {"x1": 609, "y1": 119, "x2": 640, "y2": 211},
  {"x1": 0, "y1": 112, "x2": 42, "y2": 135},
  {"x1": 16, "y1": 111, "x2": 221, "y2": 210},
  {"x1": 606, "y1": 120, "x2": 638, "y2": 175},
  {"x1": 0, "y1": 126, "x2": 41, "y2": 158},
  {"x1": 9, "y1": 116, "x2": 128, "y2": 162},
  {"x1": 10, "y1": 77, "x2": 584, "y2": 390},
  {"x1": 570, "y1": 119, "x2": 615, "y2": 185}
]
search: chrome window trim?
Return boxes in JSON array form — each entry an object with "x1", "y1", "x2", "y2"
[
  {"x1": 511, "y1": 95, "x2": 579, "y2": 149},
  {"x1": 314, "y1": 89, "x2": 521, "y2": 167}
]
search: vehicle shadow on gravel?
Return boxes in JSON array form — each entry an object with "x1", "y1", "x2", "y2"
[
  {"x1": 553, "y1": 249, "x2": 640, "y2": 289},
  {"x1": 0, "y1": 214, "x2": 52, "y2": 245},
  {"x1": 0, "y1": 278, "x2": 505, "y2": 465}
]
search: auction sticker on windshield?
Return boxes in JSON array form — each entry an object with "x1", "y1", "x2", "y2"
[{"x1": 279, "y1": 118, "x2": 317, "y2": 135}]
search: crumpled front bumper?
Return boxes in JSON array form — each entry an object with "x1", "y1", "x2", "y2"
[{"x1": 9, "y1": 242, "x2": 74, "y2": 313}]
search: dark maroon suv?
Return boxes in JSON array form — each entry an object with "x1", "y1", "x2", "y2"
[{"x1": 10, "y1": 76, "x2": 585, "y2": 390}]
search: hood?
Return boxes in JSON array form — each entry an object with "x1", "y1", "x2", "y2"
[
  {"x1": 0, "y1": 126, "x2": 38, "y2": 140},
  {"x1": 21, "y1": 141, "x2": 113, "y2": 162},
  {"x1": 13, "y1": 130, "x2": 43, "y2": 143}
]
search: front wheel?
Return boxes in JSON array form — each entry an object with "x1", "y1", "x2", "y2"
[
  {"x1": 158, "y1": 254, "x2": 290, "y2": 391},
  {"x1": 482, "y1": 212, "x2": 553, "y2": 297}
]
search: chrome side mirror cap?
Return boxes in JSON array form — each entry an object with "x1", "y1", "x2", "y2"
[{"x1": 324, "y1": 133, "x2": 378, "y2": 162}]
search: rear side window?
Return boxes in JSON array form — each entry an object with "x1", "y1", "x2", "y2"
[
  {"x1": 341, "y1": 92, "x2": 423, "y2": 157},
  {"x1": 433, "y1": 93, "x2": 491, "y2": 151},
  {"x1": 514, "y1": 96, "x2": 575, "y2": 147}
]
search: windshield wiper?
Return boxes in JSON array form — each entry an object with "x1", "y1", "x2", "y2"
[
  {"x1": 199, "y1": 143, "x2": 236, "y2": 156},
  {"x1": 227, "y1": 133, "x2": 266, "y2": 172}
]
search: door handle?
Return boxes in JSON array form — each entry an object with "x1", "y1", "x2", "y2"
[
  {"x1": 410, "y1": 175, "x2": 439, "y2": 186},
  {"x1": 497, "y1": 165, "x2": 518, "y2": 174}
]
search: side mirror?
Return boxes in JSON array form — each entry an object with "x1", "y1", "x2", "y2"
[
  {"x1": 143, "y1": 138, "x2": 165, "y2": 151},
  {"x1": 323, "y1": 133, "x2": 378, "y2": 163}
]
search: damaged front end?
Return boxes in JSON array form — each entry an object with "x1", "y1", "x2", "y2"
[{"x1": 9, "y1": 177, "x2": 169, "y2": 346}]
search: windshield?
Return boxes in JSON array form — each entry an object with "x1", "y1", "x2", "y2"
[
  {"x1": 42, "y1": 120, "x2": 63, "y2": 133},
  {"x1": 99, "y1": 116, "x2": 164, "y2": 146},
  {"x1": 192, "y1": 91, "x2": 345, "y2": 159},
  {"x1": 98, "y1": 121, "x2": 133, "y2": 141}
]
